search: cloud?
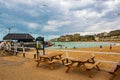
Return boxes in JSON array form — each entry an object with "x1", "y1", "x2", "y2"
[
  {"x1": 42, "y1": 20, "x2": 71, "y2": 31},
  {"x1": 104, "y1": 0, "x2": 120, "y2": 9},
  {"x1": 43, "y1": 25, "x2": 58, "y2": 31},
  {"x1": 25, "y1": 22, "x2": 40, "y2": 29},
  {"x1": 86, "y1": 18, "x2": 120, "y2": 33},
  {"x1": 0, "y1": 0, "x2": 120, "y2": 40},
  {"x1": 72, "y1": 9, "x2": 104, "y2": 20}
]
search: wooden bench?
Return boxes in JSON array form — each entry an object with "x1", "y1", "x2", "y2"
[
  {"x1": 49, "y1": 58, "x2": 66, "y2": 64},
  {"x1": 48, "y1": 58, "x2": 66, "y2": 69},
  {"x1": 109, "y1": 61, "x2": 120, "y2": 80},
  {"x1": 35, "y1": 57, "x2": 66, "y2": 69},
  {"x1": 64, "y1": 63, "x2": 72, "y2": 66},
  {"x1": 85, "y1": 61, "x2": 101, "y2": 78},
  {"x1": 86, "y1": 61, "x2": 101, "y2": 70},
  {"x1": 64, "y1": 60, "x2": 101, "y2": 78}
]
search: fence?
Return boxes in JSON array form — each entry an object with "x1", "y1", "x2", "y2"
[{"x1": 10, "y1": 46, "x2": 120, "y2": 64}]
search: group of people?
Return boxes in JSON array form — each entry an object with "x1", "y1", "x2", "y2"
[
  {"x1": 0, "y1": 41, "x2": 12, "y2": 50},
  {"x1": 100, "y1": 44, "x2": 112, "y2": 51}
]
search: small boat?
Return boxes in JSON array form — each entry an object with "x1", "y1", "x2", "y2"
[{"x1": 44, "y1": 41, "x2": 54, "y2": 47}]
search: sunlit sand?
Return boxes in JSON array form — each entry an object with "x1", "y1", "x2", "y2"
[{"x1": 0, "y1": 45, "x2": 120, "y2": 80}]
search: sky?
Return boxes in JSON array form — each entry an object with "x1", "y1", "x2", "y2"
[{"x1": 0, "y1": 0, "x2": 120, "y2": 40}]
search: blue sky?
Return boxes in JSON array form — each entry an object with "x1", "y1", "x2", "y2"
[{"x1": 0, "y1": 0, "x2": 120, "y2": 40}]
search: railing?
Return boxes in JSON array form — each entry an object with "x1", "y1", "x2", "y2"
[
  {"x1": 50, "y1": 49, "x2": 120, "y2": 64},
  {"x1": 9, "y1": 46, "x2": 120, "y2": 64}
]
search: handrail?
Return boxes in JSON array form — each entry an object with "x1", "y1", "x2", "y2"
[
  {"x1": 46, "y1": 49, "x2": 120, "y2": 55},
  {"x1": 9, "y1": 46, "x2": 120, "y2": 64}
]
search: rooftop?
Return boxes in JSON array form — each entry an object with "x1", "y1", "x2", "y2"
[{"x1": 3, "y1": 33, "x2": 34, "y2": 40}]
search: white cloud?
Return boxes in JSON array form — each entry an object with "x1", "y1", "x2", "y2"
[
  {"x1": 50, "y1": 35, "x2": 59, "y2": 38},
  {"x1": 104, "y1": 0, "x2": 120, "y2": 9},
  {"x1": 72, "y1": 0, "x2": 95, "y2": 7},
  {"x1": 101, "y1": 0, "x2": 120, "y2": 15},
  {"x1": 22, "y1": 22, "x2": 40, "y2": 29},
  {"x1": 60, "y1": 31, "x2": 96, "y2": 36},
  {"x1": 47, "y1": 20, "x2": 58, "y2": 26},
  {"x1": 42, "y1": 25, "x2": 58, "y2": 31},
  {"x1": 27, "y1": 23, "x2": 39, "y2": 29},
  {"x1": 86, "y1": 18, "x2": 120, "y2": 33},
  {"x1": 26, "y1": 10, "x2": 40, "y2": 17},
  {"x1": 42, "y1": 20, "x2": 71, "y2": 31},
  {"x1": 72, "y1": 8, "x2": 106, "y2": 21}
]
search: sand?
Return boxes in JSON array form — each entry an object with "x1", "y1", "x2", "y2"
[{"x1": 0, "y1": 45, "x2": 120, "y2": 80}]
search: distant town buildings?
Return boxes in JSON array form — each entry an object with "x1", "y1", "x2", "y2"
[
  {"x1": 51, "y1": 33, "x2": 94, "y2": 42},
  {"x1": 51, "y1": 29, "x2": 120, "y2": 42},
  {"x1": 96, "y1": 30, "x2": 120, "y2": 41}
]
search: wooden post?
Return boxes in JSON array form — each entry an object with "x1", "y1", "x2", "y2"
[
  {"x1": 92, "y1": 52, "x2": 95, "y2": 57},
  {"x1": 36, "y1": 41, "x2": 39, "y2": 59},
  {"x1": 14, "y1": 43, "x2": 17, "y2": 56},
  {"x1": 14, "y1": 43, "x2": 15, "y2": 55},
  {"x1": 34, "y1": 54, "x2": 36, "y2": 59},
  {"x1": 66, "y1": 50, "x2": 69, "y2": 63},
  {"x1": 43, "y1": 37, "x2": 45, "y2": 55},
  {"x1": 23, "y1": 46, "x2": 25, "y2": 58}
]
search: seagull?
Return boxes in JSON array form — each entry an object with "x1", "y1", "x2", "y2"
[
  {"x1": 42, "y1": 4, "x2": 47, "y2": 7},
  {"x1": 83, "y1": 16, "x2": 88, "y2": 20},
  {"x1": 118, "y1": 13, "x2": 120, "y2": 16}
]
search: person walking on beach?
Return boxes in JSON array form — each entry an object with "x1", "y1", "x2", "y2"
[
  {"x1": 100, "y1": 45, "x2": 103, "y2": 51},
  {"x1": 110, "y1": 44, "x2": 112, "y2": 50}
]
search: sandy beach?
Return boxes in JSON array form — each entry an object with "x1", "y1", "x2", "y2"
[{"x1": 0, "y1": 45, "x2": 120, "y2": 80}]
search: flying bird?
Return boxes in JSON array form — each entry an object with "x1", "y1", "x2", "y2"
[
  {"x1": 118, "y1": 13, "x2": 120, "y2": 16},
  {"x1": 42, "y1": 4, "x2": 47, "y2": 7}
]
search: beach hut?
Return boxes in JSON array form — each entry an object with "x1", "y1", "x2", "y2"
[{"x1": 3, "y1": 33, "x2": 35, "y2": 42}]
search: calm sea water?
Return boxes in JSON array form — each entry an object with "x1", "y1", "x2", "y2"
[{"x1": 46, "y1": 42, "x2": 117, "y2": 49}]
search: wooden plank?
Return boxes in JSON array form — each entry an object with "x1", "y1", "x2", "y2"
[
  {"x1": 109, "y1": 64, "x2": 117, "y2": 73},
  {"x1": 86, "y1": 61, "x2": 101, "y2": 70},
  {"x1": 109, "y1": 61, "x2": 120, "y2": 74}
]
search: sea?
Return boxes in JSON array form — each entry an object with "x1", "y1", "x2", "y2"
[{"x1": 46, "y1": 42, "x2": 119, "y2": 49}]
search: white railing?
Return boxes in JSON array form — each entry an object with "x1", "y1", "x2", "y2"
[
  {"x1": 48, "y1": 49, "x2": 120, "y2": 55},
  {"x1": 45, "y1": 49, "x2": 120, "y2": 64},
  {"x1": 10, "y1": 46, "x2": 120, "y2": 64}
]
